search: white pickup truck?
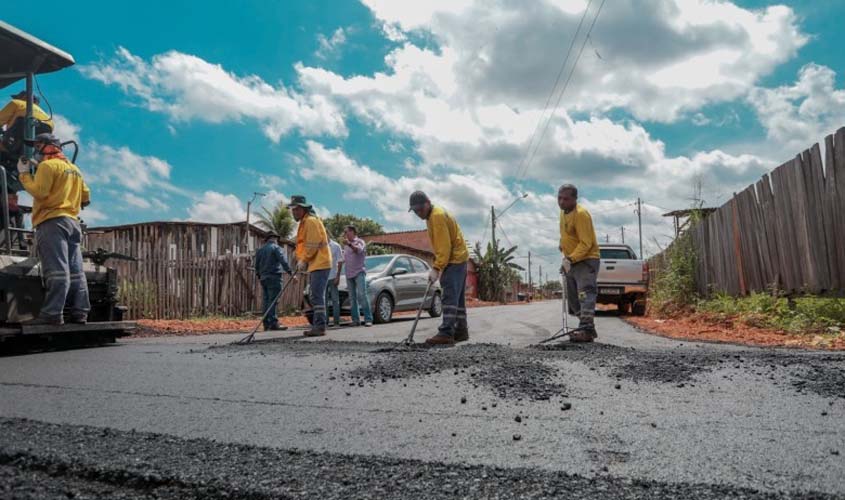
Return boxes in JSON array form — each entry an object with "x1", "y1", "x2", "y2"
[{"x1": 596, "y1": 244, "x2": 648, "y2": 316}]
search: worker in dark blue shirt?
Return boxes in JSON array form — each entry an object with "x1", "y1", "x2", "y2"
[{"x1": 255, "y1": 231, "x2": 295, "y2": 331}]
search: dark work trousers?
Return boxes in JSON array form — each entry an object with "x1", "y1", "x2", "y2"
[
  {"x1": 436, "y1": 261, "x2": 468, "y2": 338},
  {"x1": 565, "y1": 258, "x2": 599, "y2": 329},
  {"x1": 36, "y1": 216, "x2": 90, "y2": 321}
]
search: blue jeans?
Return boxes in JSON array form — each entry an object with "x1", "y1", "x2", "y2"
[
  {"x1": 325, "y1": 278, "x2": 341, "y2": 326},
  {"x1": 260, "y1": 275, "x2": 282, "y2": 329},
  {"x1": 437, "y1": 261, "x2": 468, "y2": 337},
  {"x1": 36, "y1": 216, "x2": 90, "y2": 321},
  {"x1": 309, "y1": 269, "x2": 330, "y2": 329},
  {"x1": 347, "y1": 271, "x2": 373, "y2": 324}
]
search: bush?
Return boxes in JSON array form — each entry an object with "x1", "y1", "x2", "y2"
[
  {"x1": 699, "y1": 292, "x2": 845, "y2": 335},
  {"x1": 649, "y1": 229, "x2": 698, "y2": 316}
]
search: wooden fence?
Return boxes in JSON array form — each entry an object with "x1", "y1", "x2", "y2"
[
  {"x1": 108, "y1": 254, "x2": 307, "y2": 320},
  {"x1": 650, "y1": 126, "x2": 845, "y2": 297}
]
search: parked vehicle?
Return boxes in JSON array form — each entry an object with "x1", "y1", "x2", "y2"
[
  {"x1": 302, "y1": 253, "x2": 443, "y2": 324},
  {"x1": 596, "y1": 244, "x2": 648, "y2": 316}
]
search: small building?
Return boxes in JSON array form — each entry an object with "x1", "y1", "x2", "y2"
[{"x1": 363, "y1": 230, "x2": 479, "y2": 299}]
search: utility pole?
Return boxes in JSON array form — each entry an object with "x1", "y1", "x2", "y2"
[
  {"x1": 636, "y1": 197, "x2": 643, "y2": 258},
  {"x1": 606, "y1": 234, "x2": 610, "y2": 243},
  {"x1": 245, "y1": 192, "x2": 265, "y2": 252},
  {"x1": 490, "y1": 205, "x2": 498, "y2": 302},
  {"x1": 527, "y1": 251, "x2": 532, "y2": 301},
  {"x1": 539, "y1": 264, "x2": 543, "y2": 298},
  {"x1": 621, "y1": 226, "x2": 625, "y2": 244}
]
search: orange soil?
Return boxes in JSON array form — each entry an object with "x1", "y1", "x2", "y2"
[{"x1": 626, "y1": 312, "x2": 845, "y2": 350}]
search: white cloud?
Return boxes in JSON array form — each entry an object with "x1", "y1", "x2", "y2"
[
  {"x1": 80, "y1": 47, "x2": 347, "y2": 143},
  {"x1": 51, "y1": 114, "x2": 81, "y2": 144},
  {"x1": 358, "y1": 0, "x2": 806, "y2": 122},
  {"x1": 187, "y1": 191, "x2": 246, "y2": 223},
  {"x1": 239, "y1": 168, "x2": 286, "y2": 190},
  {"x1": 748, "y1": 63, "x2": 845, "y2": 155},
  {"x1": 315, "y1": 28, "x2": 348, "y2": 60}
]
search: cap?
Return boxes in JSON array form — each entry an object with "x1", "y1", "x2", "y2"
[{"x1": 408, "y1": 191, "x2": 430, "y2": 212}]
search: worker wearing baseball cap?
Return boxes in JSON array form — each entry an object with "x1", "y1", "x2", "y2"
[
  {"x1": 409, "y1": 191, "x2": 469, "y2": 346},
  {"x1": 288, "y1": 195, "x2": 332, "y2": 336},
  {"x1": 17, "y1": 132, "x2": 91, "y2": 325}
]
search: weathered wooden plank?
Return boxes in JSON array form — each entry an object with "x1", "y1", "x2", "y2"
[
  {"x1": 803, "y1": 145, "x2": 831, "y2": 291},
  {"x1": 770, "y1": 161, "x2": 800, "y2": 293},
  {"x1": 823, "y1": 134, "x2": 841, "y2": 291},
  {"x1": 833, "y1": 128, "x2": 845, "y2": 288}
]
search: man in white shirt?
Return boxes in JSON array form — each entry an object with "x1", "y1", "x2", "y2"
[{"x1": 326, "y1": 238, "x2": 345, "y2": 327}]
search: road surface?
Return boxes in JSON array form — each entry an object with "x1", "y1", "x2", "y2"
[{"x1": 1, "y1": 301, "x2": 843, "y2": 499}]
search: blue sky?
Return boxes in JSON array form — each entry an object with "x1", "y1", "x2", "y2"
[{"x1": 4, "y1": 0, "x2": 844, "y2": 269}]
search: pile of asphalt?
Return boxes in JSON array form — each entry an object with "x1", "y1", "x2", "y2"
[
  {"x1": 347, "y1": 343, "x2": 565, "y2": 401},
  {"x1": 1, "y1": 418, "x2": 835, "y2": 500}
]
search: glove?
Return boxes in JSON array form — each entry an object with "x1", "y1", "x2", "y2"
[
  {"x1": 296, "y1": 261, "x2": 307, "y2": 273},
  {"x1": 560, "y1": 257, "x2": 572, "y2": 275},
  {"x1": 428, "y1": 268, "x2": 441, "y2": 283},
  {"x1": 16, "y1": 157, "x2": 30, "y2": 175}
]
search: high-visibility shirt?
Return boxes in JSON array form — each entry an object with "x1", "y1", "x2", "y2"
[
  {"x1": 20, "y1": 158, "x2": 90, "y2": 227},
  {"x1": 559, "y1": 204, "x2": 600, "y2": 263},
  {"x1": 0, "y1": 99, "x2": 53, "y2": 130},
  {"x1": 295, "y1": 214, "x2": 332, "y2": 272},
  {"x1": 425, "y1": 206, "x2": 468, "y2": 271}
]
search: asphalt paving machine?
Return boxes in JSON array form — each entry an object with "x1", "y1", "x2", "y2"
[{"x1": 0, "y1": 21, "x2": 136, "y2": 346}]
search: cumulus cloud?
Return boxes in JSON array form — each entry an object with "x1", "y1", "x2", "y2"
[
  {"x1": 80, "y1": 47, "x2": 347, "y2": 143},
  {"x1": 315, "y1": 28, "x2": 348, "y2": 60},
  {"x1": 748, "y1": 63, "x2": 845, "y2": 155},
  {"x1": 360, "y1": 0, "x2": 806, "y2": 122},
  {"x1": 187, "y1": 191, "x2": 246, "y2": 223}
]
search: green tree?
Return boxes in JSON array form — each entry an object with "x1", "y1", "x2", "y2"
[
  {"x1": 473, "y1": 241, "x2": 524, "y2": 302},
  {"x1": 254, "y1": 202, "x2": 295, "y2": 239},
  {"x1": 322, "y1": 213, "x2": 384, "y2": 239}
]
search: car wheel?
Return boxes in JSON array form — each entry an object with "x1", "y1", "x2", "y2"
[
  {"x1": 428, "y1": 292, "x2": 442, "y2": 318},
  {"x1": 632, "y1": 302, "x2": 646, "y2": 316},
  {"x1": 618, "y1": 301, "x2": 632, "y2": 315},
  {"x1": 374, "y1": 292, "x2": 394, "y2": 324}
]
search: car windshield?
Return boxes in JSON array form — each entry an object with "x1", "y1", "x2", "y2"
[
  {"x1": 366, "y1": 255, "x2": 394, "y2": 274},
  {"x1": 600, "y1": 248, "x2": 636, "y2": 259}
]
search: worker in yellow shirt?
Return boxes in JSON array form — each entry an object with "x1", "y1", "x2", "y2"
[
  {"x1": 288, "y1": 195, "x2": 332, "y2": 337},
  {"x1": 558, "y1": 184, "x2": 601, "y2": 342},
  {"x1": 409, "y1": 191, "x2": 469, "y2": 346},
  {"x1": 0, "y1": 91, "x2": 54, "y2": 131},
  {"x1": 17, "y1": 133, "x2": 90, "y2": 326}
]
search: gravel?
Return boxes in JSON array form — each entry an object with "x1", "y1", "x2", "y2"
[{"x1": 1, "y1": 418, "x2": 835, "y2": 500}]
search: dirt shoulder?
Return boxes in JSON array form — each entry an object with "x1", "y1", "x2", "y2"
[{"x1": 624, "y1": 313, "x2": 845, "y2": 351}]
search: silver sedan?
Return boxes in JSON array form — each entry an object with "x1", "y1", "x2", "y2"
[{"x1": 303, "y1": 254, "x2": 443, "y2": 324}]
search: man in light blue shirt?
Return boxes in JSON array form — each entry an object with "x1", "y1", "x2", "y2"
[{"x1": 326, "y1": 238, "x2": 344, "y2": 327}]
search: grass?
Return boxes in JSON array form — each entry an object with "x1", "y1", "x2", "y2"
[{"x1": 698, "y1": 292, "x2": 845, "y2": 335}]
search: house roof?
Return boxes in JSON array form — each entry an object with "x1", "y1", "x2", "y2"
[{"x1": 363, "y1": 230, "x2": 433, "y2": 254}]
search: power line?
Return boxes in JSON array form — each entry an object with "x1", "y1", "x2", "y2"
[
  {"x1": 512, "y1": 0, "x2": 593, "y2": 181},
  {"x1": 518, "y1": 0, "x2": 606, "y2": 180}
]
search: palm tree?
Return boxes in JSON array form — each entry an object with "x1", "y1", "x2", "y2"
[
  {"x1": 473, "y1": 241, "x2": 524, "y2": 302},
  {"x1": 254, "y1": 202, "x2": 294, "y2": 239}
]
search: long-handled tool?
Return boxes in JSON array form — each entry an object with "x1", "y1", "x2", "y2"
[
  {"x1": 234, "y1": 274, "x2": 298, "y2": 345},
  {"x1": 539, "y1": 270, "x2": 582, "y2": 344},
  {"x1": 373, "y1": 280, "x2": 434, "y2": 353}
]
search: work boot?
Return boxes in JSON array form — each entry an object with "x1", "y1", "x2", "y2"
[
  {"x1": 454, "y1": 329, "x2": 469, "y2": 343},
  {"x1": 269, "y1": 324, "x2": 288, "y2": 331},
  {"x1": 570, "y1": 326, "x2": 597, "y2": 343},
  {"x1": 364, "y1": 321, "x2": 373, "y2": 327},
  {"x1": 425, "y1": 334, "x2": 455, "y2": 346},
  {"x1": 304, "y1": 327, "x2": 326, "y2": 337},
  {"x1": 69, "y1": 315, "x2": 88, "y2": 325}
]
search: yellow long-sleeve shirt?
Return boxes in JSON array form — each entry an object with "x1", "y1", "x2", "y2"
[
  {"x1": 0, "y1": 99, "x2": 53, "y2": 130},
  {"x1": 295, "y1": 214, "x2": 332, "y2": 272},
  {"x1": 559, "y1": 204, "x2": 600, "y2": 263},
  {"x1": 425, "y1": 206, "x2": 468, "y2": 271},
  {"x1": 20, "y1": 158, "x2": 90, "y2": 228}
]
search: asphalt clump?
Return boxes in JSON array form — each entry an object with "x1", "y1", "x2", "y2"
[
  {"x1": 346, "y1": 343, "x2": 565, "y2": 401},
  {"x1": 2, "y1": 418, "x2": 836, "y2": 500}
]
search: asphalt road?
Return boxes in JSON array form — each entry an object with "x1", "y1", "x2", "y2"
[{"x1": 1, "y1": 301, "x2": 844, "y2": 499}]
